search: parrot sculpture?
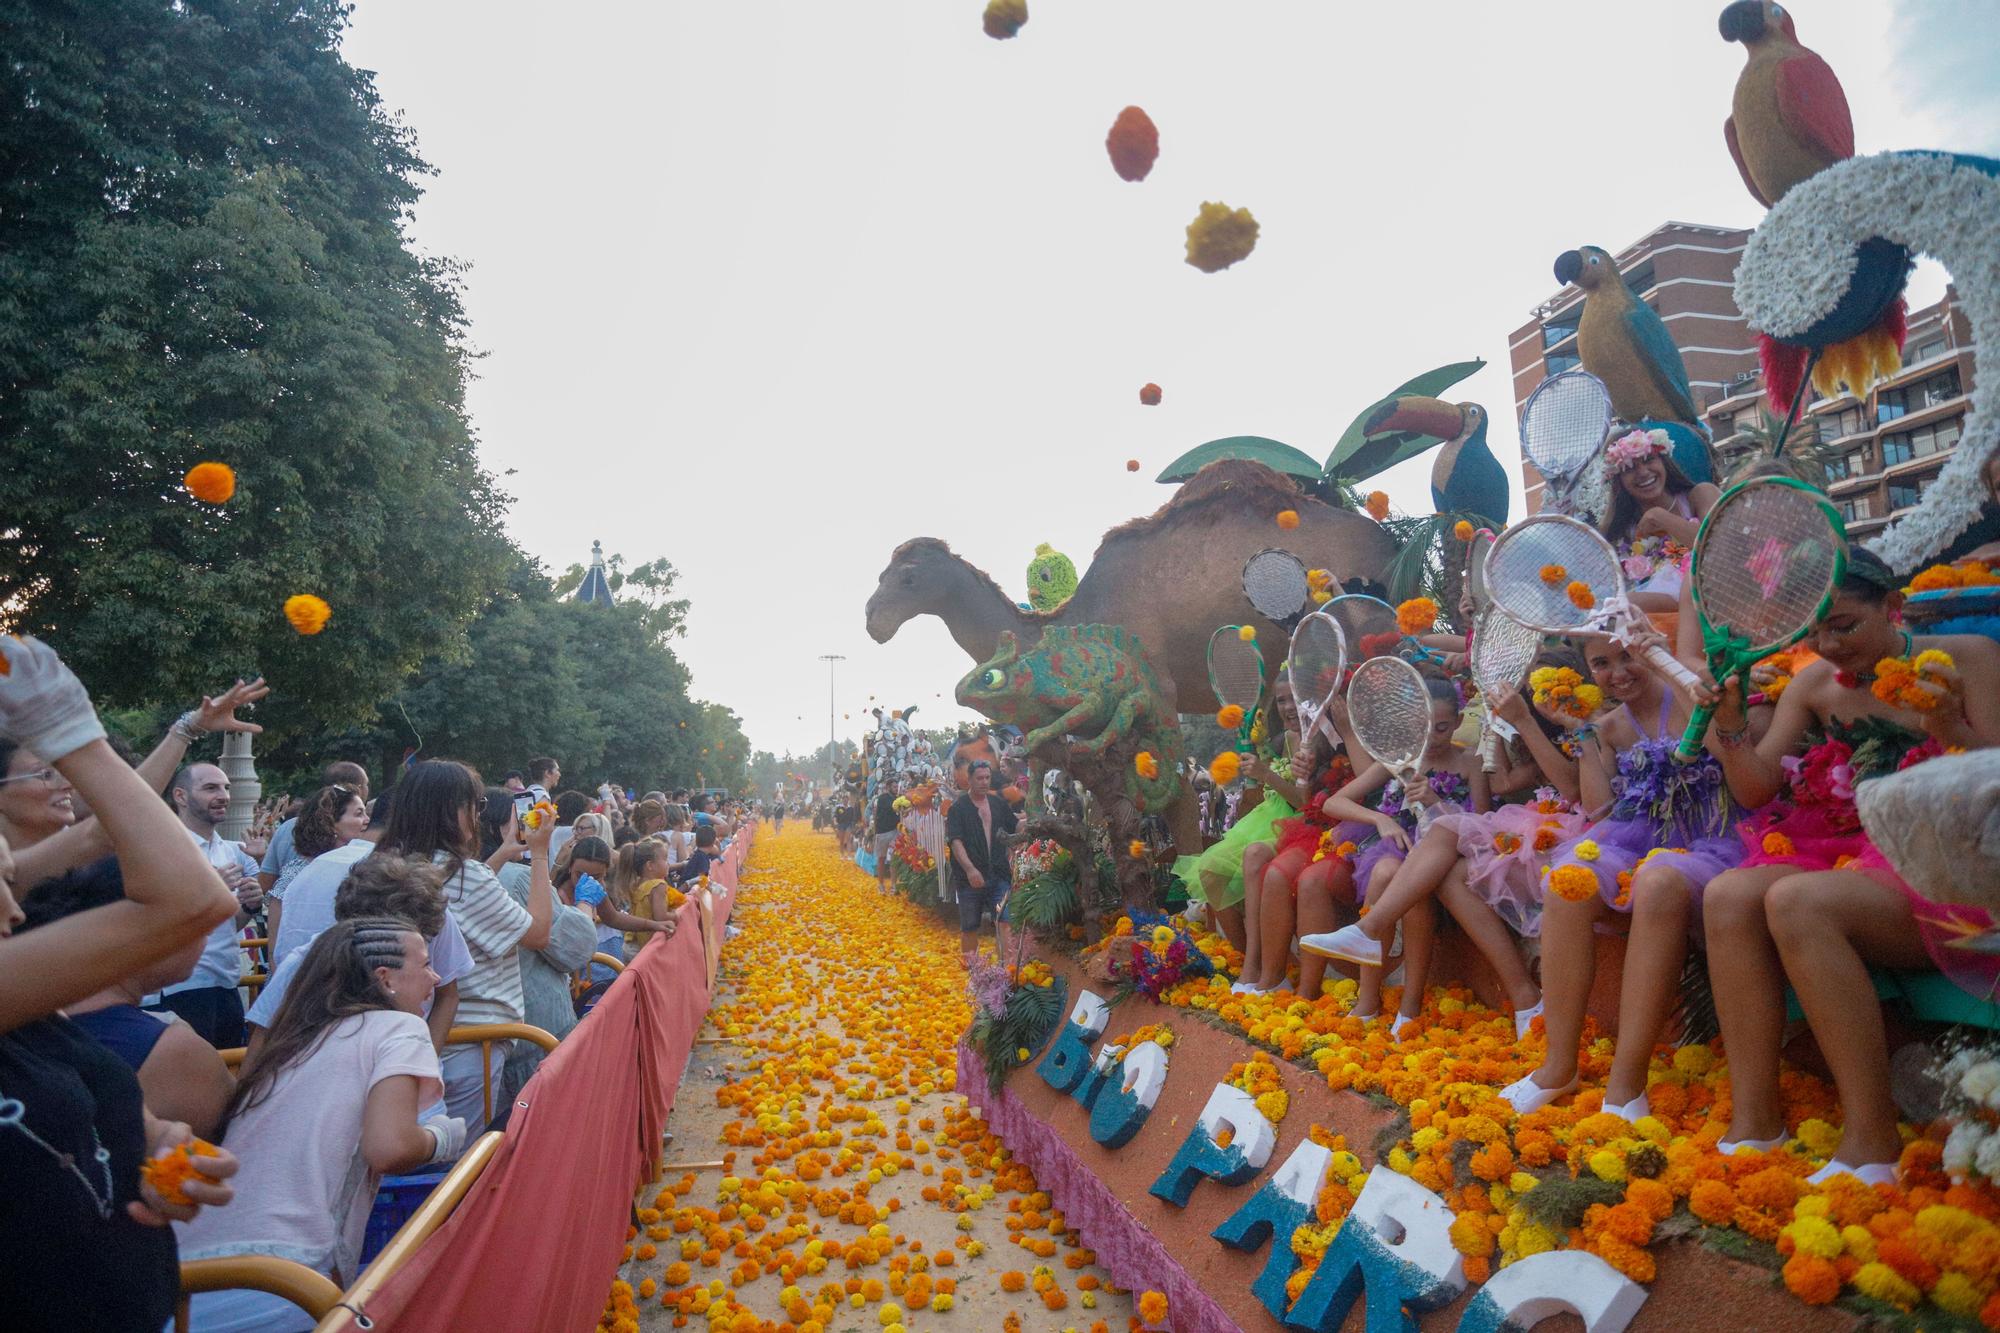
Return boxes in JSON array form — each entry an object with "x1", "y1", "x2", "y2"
[
  {"x1": 1359, "y1": 396, "x2": 1508, "y2": 529},
  {"x1": 1555, "y1": 246, "x2": 1703, "y2": 429},
  {"x1": 1024, "y1": 542, "x2": 1078, "y2": 613},
  {"x1": 1719, "y1": 0, "x2": 1853, "y2": 207}
]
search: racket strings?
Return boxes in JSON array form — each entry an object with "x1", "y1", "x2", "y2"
[
  {"x1": 1471, "y1": 612, "x2": 1541, "y2": 696},
  {"x1": 1522, "y1": 372, "x2": 1613, "y2": 477},
  {"x1": 1487, "y1": 519, "x2": 1622, "y2": 630},
  {"x1": 1348, "y1": 658, "x2": 1431, "y2": 771},
  {"x1": 1287, "y1": 616, "x2": 1346, "y2": 722},
  {"x1": 1208, "y1": 635, "x2": 1265, "y2": 711},
  {"x1": 1242, "y1": 550, "x2": 1310, "y2": 621},
  {"x1": 1693, "y1": 490, "x2": 1842, "y2": 650}
]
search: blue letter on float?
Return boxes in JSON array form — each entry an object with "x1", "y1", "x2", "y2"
[
  {"x1": 1035, "y1": 990, "x2": 1109, "y2": 1097},
  {"x1": 1212, "y1": 1135, "x2": 1333, "y2": 1319},
  {"x1": 1088, "y1": 1037, "x2": 1170, "y2": 1148},
  {"x1": 1285, "y1": 1167, "x2": 1465, "y2": 1333},
  {"x1": 1149, "y1": 1084, "x2": 1278, "y2": 1207}
]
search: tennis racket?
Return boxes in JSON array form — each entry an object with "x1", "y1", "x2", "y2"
[
  {"x1": 1485, "y1": 513, "x2": 1702, "y2": 692},
  {"x1": 1676, "y1": 477, "x2": 1846, "y2": 758},
  {"x1": 1469, "y1": 606, "x2": 1543, "y2": 770},
  {"x1": 1207, "y1": 625, "x2": 1267, "y2": 753},
  {"x1": 1520, "y1": 369, "x2": 1613, "y2": 519},
  {"x1": 1346, "y1": 655, "x2": 1439, "y2": 832},
  {"x1": 1464, "y1": 526, "x2": 1497, "y2": 615},
  {"x1": 1322, "y1": 593, "x2": 1405, "y2": 665},
  {"x1": 1287, "y1": 611, "x2": 1348, "y2": 751},
  {"x1": 1241, "y1": 548, "x2": 1313, "y2": 628}
]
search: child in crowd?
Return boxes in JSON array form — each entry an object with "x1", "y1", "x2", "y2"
[
  {"x1": 1308, "y1": 676, "x2": 1487, "y2": 1035},
  {"x1": 1702, "y1": 549, "x2": 2000, "y2": 1182},
  {"x1": 177, "y1": 918, "x2": 460, "y2": 1332}
]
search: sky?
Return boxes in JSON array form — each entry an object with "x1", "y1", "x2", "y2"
[{"x1": 339, "y1": 0, "x2": 1997, "y2": 762}]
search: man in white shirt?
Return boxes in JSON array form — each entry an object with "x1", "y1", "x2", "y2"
[
  {"x1": 523, "y1": 756, "x2": 560, "y2": 806},
  {"x1": 146, "y1": 763, "x2": 262, "y2": 1047}
]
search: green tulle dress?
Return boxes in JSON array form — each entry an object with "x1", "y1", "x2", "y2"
[{"x1": 1175, "y1": 788, "x2": 1295, "y2": 911}]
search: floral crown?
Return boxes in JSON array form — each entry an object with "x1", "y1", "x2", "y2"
[{"x1": 1603, "y1": 427, "x2": 1671, "y2": 474}]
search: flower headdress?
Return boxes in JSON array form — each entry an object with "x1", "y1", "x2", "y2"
[{"x1": 1603, "y1": 428, "x2": 1671, "y2": 475}]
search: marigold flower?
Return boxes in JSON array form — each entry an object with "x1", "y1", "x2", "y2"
[
  {"x1": 1573, "y1": 839, "x2": 1600, "y2": 862},
  {"x1": 1395, "y1": 597, "x2": 1438, "y2": 635},
  {"x1": 1365, "y1": 491, "x2": 1391, "y2": 521},
  {"x1": 1761, "y1": 831, "x2": 1797, "y2": 857},
  {"x1": 284, "y1": 593, "x2": 332, "y2": 636},
  {"x1": 1184, "y1": 201, "x2": 1258, "y2": 273},
  {"x1": 1106, "y1": 107, "x2": 1159, "y2": 183},
  {"x1": 981, "y1": 0, "x2": 1027, "y2": 39},
  {"x1": 1237, "y1": 624, "x2": 1258, "y2": 642},
  {"x1": 1137, "y1": 1290, "x2": 1169, "y2": 1325},
  {"x1": 1275, "y1": 509, "x2": 1300, "y2": 531},
  {"x1": 1138, "y1": 382, "x2": 1162, "y2": 407},
  {"x1": 1126, "y1": 458, "x2": 1141, "y2": 471},
  {"x1": 1208, "y1": 751, "x2": 1242, "y2": 785},
  {"x1": 1454, "y1": 519, "x2": 1475, "y2": 542},
  {"x1": 1217, "y1": 704, "x2": 1245, "y2": 729},
  {"x1": 1539, "y1": 564, "x2": 1567, "y2": 585},
  {"x1": 1127, "y1": 839, "x2": 1147, "y2": 859},
  {"x1": 1549, "y1": 864, "x2": 1598, "y2": 902},
  {"x1": 183, "y1": 461, "x2": 236, "y2": 504},
  {"x1": 1134, "y1": 751, "x2": 1159, "y2": 780},
  {"x1": 1566, "y1": 581, "x2": 1595, "y2": 611},
  {"x1": 142, "y1": 1137, "x2": 223, "y2": 1205},
  {"x1": 1000, "y1": 1271, "x2": 1027, "y2": 1293}
]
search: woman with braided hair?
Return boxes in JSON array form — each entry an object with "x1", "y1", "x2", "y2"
[{"x1": 176, "y1": 916, "x2": 459, "y2": 1331}]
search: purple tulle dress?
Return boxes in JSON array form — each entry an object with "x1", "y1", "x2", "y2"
[
  {"x1": 1350, "y1": 767, "x2": 1474, "y2": 898},
  {"x1": 1545, "y1": 694, "x2": 1743, "y2": 921}
]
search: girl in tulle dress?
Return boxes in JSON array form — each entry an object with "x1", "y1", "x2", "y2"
[
  {"x1": 1502, "y1": 628, "x2": 1745, "y2": 1118},
  {"x1": 1701, "y1": 549, "x2": 2000, "y2": 1185},
  {"x1": 1305, "y1": 676, "x2": 1488, "y2": 1035},
  {"x1": 1303, "y1": 649, "x2": 1592, "y2": 1038}
]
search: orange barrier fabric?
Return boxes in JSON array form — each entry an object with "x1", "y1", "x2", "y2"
[{"x1": 353, "y1": 827, "x2": 749, "y2": 1332}]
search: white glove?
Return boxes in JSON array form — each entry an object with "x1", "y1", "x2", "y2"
[
  {"x1": 0, "y1": 635, "x2": 105, "y2": 762},
  {"x1": 422, "y1": 1115, "x2": 468, "y2": 1164}
]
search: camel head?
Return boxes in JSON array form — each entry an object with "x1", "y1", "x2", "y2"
[{"x1": 865, "y1": 537, "x2": 1016, "y2": 643}]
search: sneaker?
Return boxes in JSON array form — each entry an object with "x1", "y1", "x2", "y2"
[
  {"x1": 1300, "y1": 923, "x2": 1383, "y2": 966},
  {"x1": 1499, "y1": 1072, "x2": 1578, "y2": 1115}
]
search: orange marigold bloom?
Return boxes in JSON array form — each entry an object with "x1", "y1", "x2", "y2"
[
  {"x1": 1275, "y1": 509, "x2": 1301, "y2": 530},
  {"x1": 1040, "y1": 1286, "x2": 1068, "y2": 1311},
  {"x1": 1453, "y1": 519, "x2": 1475, "y2": 542},
  {"x1": 1689, "y1": 1180, "x2": 1737, "y2": 1225},
  {"x1": 1395, "y1": 597, "x2": 1439, "y2": 636},
  {"x1": 1761, "y1": 831, "x2": 1797, "y2": 857},
  {"x1": 183, "y1": 461, "x2": 236, "y2": 504},
  {"x1": 1126, "y1": 457, "x2": 1141, "y2": 471},
  {"x1": 1000, "y1": 1271, "x2": 1027, "y2": 1293},
  {"x1": 141, "y1": 1137, "x2": 223, "y2": 1205},
  {"x1": 1138, "y1": 383, "x2": 1162, "y2": 407},
  {"x1": 1539, "y1": 564, "x2": 1568, "y2": 586},
  {"x1": 284, "y1": 593, "x2": 332, "y2": 636},
  {"x1": 1365, "y1": 491, "x2": 1391, "y2": 521},
  {"x1": 1106, "y1": 107, "x2": 1160, "y2": 183},
  {"x1": 1137, "y1": 1290, "x2": 1170, "y2": 1325},
  {"x1": 1626, "y1": 1178, "x2": 1674, "y2": 1223},
  {"x1": 1208, "y1": 751, "x2": 1242, "y2": 785},
  {"x1": 1217, "y1": 704, "x2": 1245, "y2": 729},
  {"x1": 1548, "y1": 864, "x2": 1598, "y2": 902},
  {"x1": 1783, "y1": 1253, "x2": 1841, "y2": 1305},
  {"x1": 1134, "y1": 750, "x2": 1160, "y2": 780},
  {"x1": 1566, "y1": 580, "x2": 1595, "y2": 611}
]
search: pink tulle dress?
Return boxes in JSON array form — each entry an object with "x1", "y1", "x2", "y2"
[{"x1": 1442, "y1": 790, "x2": 1591, "y2": 937}]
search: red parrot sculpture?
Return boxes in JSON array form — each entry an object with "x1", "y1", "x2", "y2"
[{"x1": 1720, "y1": 1, "x2": 1854, "y2": 206}]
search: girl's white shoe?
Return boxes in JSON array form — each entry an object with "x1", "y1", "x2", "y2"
[
  {"x1": 1806, "y1": 1159, "x2": 1897, "y2": 1188},
  {"x1": 1500, "y1": 1072, "x2": 1578, "y2": 1115},
  {"x1": 1512, "y1": 998, "x2": 1545, "y2": 1040},
  {"x1": 1603, "y1": 1092, "x2": 1651, "y2": 1123}
]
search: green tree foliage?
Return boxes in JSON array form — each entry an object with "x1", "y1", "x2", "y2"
[{"x1": 0, "y1": 1, "x2": 511, "y2": 724}]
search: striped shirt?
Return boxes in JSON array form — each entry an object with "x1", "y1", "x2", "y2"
[{"x1": 435, "y1": 854, "x2": 531, "y2": 1028}]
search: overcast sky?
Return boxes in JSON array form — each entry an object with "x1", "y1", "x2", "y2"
[{"x1": 340, "y1": 0, "x2": 1996, "y2": 762}]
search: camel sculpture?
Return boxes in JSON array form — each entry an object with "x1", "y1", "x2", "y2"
[{"x1": 864, "y1": 459, "x2": 1400, "y2": 720}]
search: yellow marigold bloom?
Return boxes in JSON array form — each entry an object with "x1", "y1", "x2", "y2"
[
  {"x1": 1587, "y1": 1148, "x2": 1626, "y2": 1182},
  {"x1": 1851, "y1": 1261, "x2": 1920, "y2": 1310},
  {"x1": 1185, "y1": 202, "x2": 1259, "y2": 273},
  {"x1": 183, "y1": 461, "x2": 236, "y2": 504},
  {"x1": 1670, "y1": 1044, "x2": 1714, "y2": 1077},
  {"x1": 283, "y1": 593, "x2": 331, "y2": 636},
  {"x1": 1573, "y1": 840, "x2": 1600, "y2": 862},
  {"x1": 1931, "y1": 1271, "x2": 1983, "y2": 1316},
  {"x1": 1784, "y1": 1214, "x2": 1844, "y2": 1259}
]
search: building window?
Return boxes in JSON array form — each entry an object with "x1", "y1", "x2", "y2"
[
  {"x1": 1878, "y1": 388, "x2": 1909, "y2": 425},
  {"x1": 1889, "y1": 480, "x2": 1925, "y2": 511},
  {"x1": 1823, "y1": 453, "x2": 1850, "y2": 482},
  {"x1": 1834, "y1": 407, "x2": 1864, "y2": 438},
  {"x1": 1545, "y1": 351, "x2": 1581, "y2": 376},
  {"x1": 1883, "y1": 417, "x2": 1965, "y2": 467},
  {"x1": 1844, "y1": 448, "x2": 1869, "y2": 477},
  {"x1": 1910, "y1": 338, "x2": 1946, "y2": 365},
  {"x1": 1923, "y1": 367, "x2": 1963, "y2": 407},
  {"x1": 1730, "y1": 408, "x2": 1761, "y2": 436},
  {"x1": 1838, "y1": 496, "x2": 1873, "y2": 522},
  {"x1": 1542, "y1": 316, "x2": 1579, "y2": 351},
  {"x1": 1883, "y1": 431, "x2": 1913, "y2": 467}
]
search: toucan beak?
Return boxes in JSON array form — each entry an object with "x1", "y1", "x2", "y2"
[
  {"x1": 1718, "y1": 0, "x2": 1764, "y2": 42},
  {"x1": 1363, "y1": 395, "x2": 1465, "y2": 443},
  {"x1": 1553, "y1": 250, "x2": 1583, "y2": 286}
]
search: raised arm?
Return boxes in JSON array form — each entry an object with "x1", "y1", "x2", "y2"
[{"x1": 0, "y1": 638, "x2": 237, "y2": 1033}]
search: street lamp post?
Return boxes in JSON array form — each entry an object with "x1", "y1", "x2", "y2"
[{"x1": 817, "y1": 654, "x2": 844, "y2": 753}]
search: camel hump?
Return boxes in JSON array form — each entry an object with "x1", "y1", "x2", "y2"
[{"x1": 1101, "y1": 458, "x2": 1311, "y2": 548}]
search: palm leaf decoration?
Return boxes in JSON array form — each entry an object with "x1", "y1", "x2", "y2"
[
  {"x1": 1010, "y1": 868, "x2": 1080, "y2": 935},
  {"x1": 969, "y1": 976, "x2": 1070, "y2": 1092},
  {"x1": 1156, "y1": 435, "x2": 1323, "y2": 485},
  {"x1": 1323, "y1": 359, "x2": 1485, "y2": 485},
  {"x1": 1379, "y1": 511, "x2": 1482, "y2": 611}
]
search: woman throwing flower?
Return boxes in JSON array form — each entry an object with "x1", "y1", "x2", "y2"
[{"x1": 1701, "y1": 549, "x2": 2000, "y2": 1183}]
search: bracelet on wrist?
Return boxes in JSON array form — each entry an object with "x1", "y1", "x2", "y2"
[
  {"x1": 168, "y1": 710, "x2": 207, "y2": 743},
  {"x1": 1715, "y1": 723, "x2": 1752, "y2": 749}
]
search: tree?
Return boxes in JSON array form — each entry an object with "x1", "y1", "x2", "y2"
[{"x1": 0, "y1": 1, "x2": 511, "y2": 725}]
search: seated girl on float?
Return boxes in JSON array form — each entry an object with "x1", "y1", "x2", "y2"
[
  {"x1": 1231, "y1": 684, "x2": 1368, "y2": 998},
  {"x1": 1299, "y1": 675, "x2": 1487, "y2": 1036},
  {"x1": 1497, "y1": 624, "x2": 1745, "y2": 1118},
  {"x1": 1185, "y1": 676, "x2": 1306, "y2": 966},
  {"x1": 1599, "y1": 427, "x2": 1719, "y2": 618},
  {"x1": 1699, "y1": 547, "x2": 2000, "y2": 1186},
  {"x1": 1301, "y1": 645, "x2": 1591, "y2": 1040}
]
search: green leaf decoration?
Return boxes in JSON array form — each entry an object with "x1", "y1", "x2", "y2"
[
  {"x1": 1011, "y1": 868, "x2": 1080, "y2": 934},
  {"x1": 1323, "y1": 359, "x2": 1486, "y2": 482},
  {"x1": 1155, "y1": 435, "x2": 1323, "y2": 484}
]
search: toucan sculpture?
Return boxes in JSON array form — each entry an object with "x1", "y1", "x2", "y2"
[{"x1": 1360, "y1": 396, "x2": 1508, "y2": 530}]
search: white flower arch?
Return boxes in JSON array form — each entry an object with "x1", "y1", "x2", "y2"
[{"x1": 1733, "y1": 152, "x2": 2000, "y2": 571}]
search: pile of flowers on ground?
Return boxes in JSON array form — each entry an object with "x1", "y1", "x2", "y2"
[
  {"x1": 601, "y1": 829, "x2": 1140, "y2": 1332},
  {"x1": 1069, "y1": 910, "x2": 2000, "y2": 1325}
]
